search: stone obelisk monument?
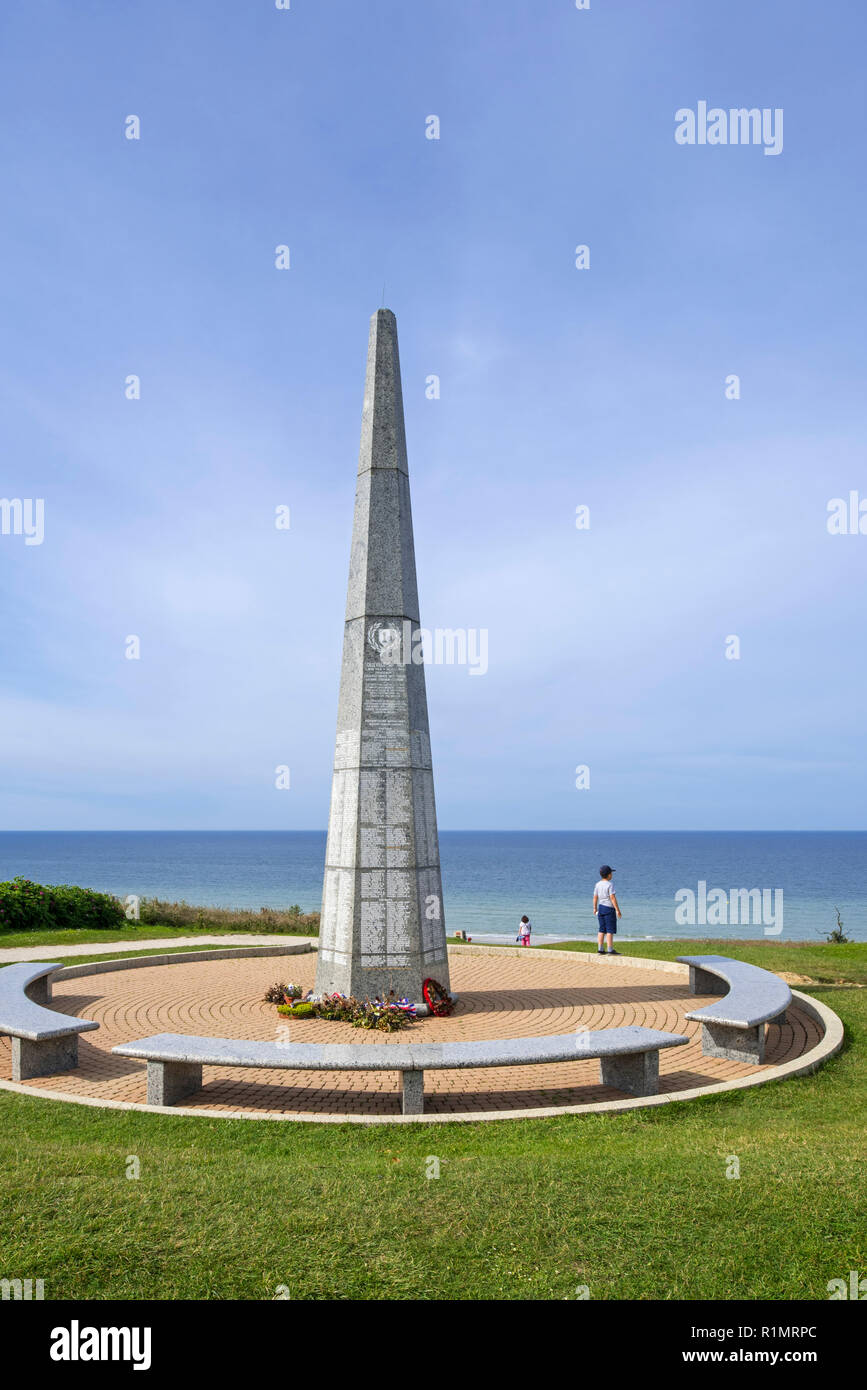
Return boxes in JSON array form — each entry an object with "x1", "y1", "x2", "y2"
[{"x1": 314, "y1": 309, "x2": 451, "y2": 1005}]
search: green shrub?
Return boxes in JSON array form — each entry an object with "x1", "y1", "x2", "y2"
[
  {"x1": 0, "y1": 877, "x2": 126, "y2": 933},
  {"x1": 0, "y1": 878, "x2": 53, "y2": 932},
  {"x1": 46, "y1": 883, "x2": 127, "y2": 931},
  {"x1": 277, "y1": 1001, "x2": 314, "y2": 1018}
]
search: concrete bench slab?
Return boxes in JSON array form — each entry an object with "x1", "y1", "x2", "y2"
[
  {"x1": 678, "y1": 955, "x2": 792, "y2": 1064},
  {"x1": 0, "y1": 963, "x2": 99, "y2": 1080},
  {"x1": 113, "y1": 1025, "x2": 689, "y2": 1113}
]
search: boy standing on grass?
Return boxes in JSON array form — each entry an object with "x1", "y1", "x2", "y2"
[{"x1": 593, "y1": 866, "x2": 622, "y2": 955}]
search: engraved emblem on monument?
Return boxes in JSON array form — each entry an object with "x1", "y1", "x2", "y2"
[{"x1": 366, "y1": 619, "x2": 403, "y2": 663}]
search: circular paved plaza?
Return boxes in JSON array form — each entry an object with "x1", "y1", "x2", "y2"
[{"x1": 0, "y1": 948, "x2": 827, "y2": 1119}]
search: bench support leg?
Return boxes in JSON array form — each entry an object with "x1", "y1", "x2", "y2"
[
  {"x1": 147, "y1": 1060, "x2": 203, "y2": 1106},
  {"x1": 701, "y1": 1021, "x2": 765, "y2": 1064},
  {"x1": 600, "y1": 1049, "x2": 659, "y2": 1097},
  {"x1": 689, "y1": 965, "x2": 721, "y2": 996},
  {"x1": 401, "y1": 1069, "x2": 424, "y2": 1116},
  {"x1": 25, "y1": 976, "x2": 52, "y2": 1004},
  {"x1": 12, "y1": 1034, "x2": 78, "y2": 1082}
]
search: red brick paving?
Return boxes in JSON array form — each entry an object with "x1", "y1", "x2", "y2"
[{"x1": 0, "y1": 952, "x2": 821, "y2": 1117}]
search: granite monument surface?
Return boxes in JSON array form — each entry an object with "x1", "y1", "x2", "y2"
[{"x1": 313, "y1": 309, "x2": 451, "y2": 1005}]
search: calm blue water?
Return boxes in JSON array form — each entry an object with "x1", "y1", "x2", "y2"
[{"x1": 0, "y1": 831, "x2": 862, "y2": 942}]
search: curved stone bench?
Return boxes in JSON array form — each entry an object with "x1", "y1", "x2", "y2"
[
  {"x1": 113, "y1": 1025, "x2": 689, "y2": 1115},
  {"x1": 678, "y1": 955, "x2": 792, "y2": 1064},
  {"x1": 0, "y1": 963, "x2": 99, "y2": 1080}
]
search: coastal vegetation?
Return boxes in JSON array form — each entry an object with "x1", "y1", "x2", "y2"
[
  {"x1": 0, "y1": 878, "x2": 319, "y2": 938},
  {"x1": 0, "y1": 877, "x2": 125, "y2": 933},
  {"x1": 137, "y1": 898, "x2": 319, "y2": 935}
]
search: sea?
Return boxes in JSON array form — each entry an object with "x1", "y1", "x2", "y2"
[{"x1": 0, "y1": 831, "x2": 862, "y2": 943}]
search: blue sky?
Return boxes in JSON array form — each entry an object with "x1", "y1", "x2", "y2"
[{"x1": 1, "y1": 0, "x2": 865, "y2": 830}]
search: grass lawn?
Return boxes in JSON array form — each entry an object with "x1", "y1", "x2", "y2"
[
  {"x1": 1, "y1": 938, "x2": 864, "y2": 1300},
  {"x1": 536, "y1": 938, "x2": 867, "y2": 986}
]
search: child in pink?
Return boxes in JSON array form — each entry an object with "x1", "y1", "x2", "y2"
[{"x1": 517, "y1": 915, "x2": 532, "y2": 946}]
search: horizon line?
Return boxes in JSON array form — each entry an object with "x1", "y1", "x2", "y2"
[{"x1": 1, "y1": 828, "x2": 865, "y2": 836}]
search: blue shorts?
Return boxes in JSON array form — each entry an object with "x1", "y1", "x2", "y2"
[{"x1": 597, "y1": 906, "x2": 617, "y2": 935}]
